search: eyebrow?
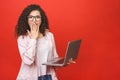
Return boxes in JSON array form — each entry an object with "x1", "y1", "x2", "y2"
[{"x1": 29, "y1": 15, "x2": 41, "y2": 16}]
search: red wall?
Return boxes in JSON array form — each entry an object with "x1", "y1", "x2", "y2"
[{"x1": 0, "y1": 0, "x2": 120, "y2": 80}]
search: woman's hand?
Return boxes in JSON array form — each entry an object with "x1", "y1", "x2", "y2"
[
  {"x1": 27, "y1": 22, "x2": 39, "y2": 39},
  {"x1": 54, "y1": 58, "x2": 76, "y2": 70},
  {"x1": 67, "y1": 58, "x2": 76, "y2": 64}
]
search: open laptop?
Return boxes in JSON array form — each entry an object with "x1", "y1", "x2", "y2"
[{"x1": 42, "y1": 39, "x2": 82, "y2": 67}]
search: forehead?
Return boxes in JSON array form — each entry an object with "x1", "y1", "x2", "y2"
[{"x1": 29, "y1": 10, "x2": 41, "y2": 16}]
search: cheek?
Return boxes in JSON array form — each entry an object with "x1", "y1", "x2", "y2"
[
  {"x1": 37, "y1": 20, "x2": 42, "y2": 26},
  {"x1": 28, "y1": 20, "x2": 32, "y2": 27}
]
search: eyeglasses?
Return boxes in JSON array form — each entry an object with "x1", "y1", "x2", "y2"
[{"x1": 28, "y1": 15, "x2": 42, "y2": 21}]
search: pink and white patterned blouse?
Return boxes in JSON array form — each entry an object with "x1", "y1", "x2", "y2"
[{"x1": 16, "y1": 31, "x2": 58, "y2": 80}]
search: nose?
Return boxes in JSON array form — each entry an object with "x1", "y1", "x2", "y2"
[{"x1": 32, "y1": 18, "x2": 36, "y2": 22}]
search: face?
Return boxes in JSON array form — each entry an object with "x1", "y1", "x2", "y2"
[{"x1": 28, "y1": 10, "x2": 42, "y2": 30}]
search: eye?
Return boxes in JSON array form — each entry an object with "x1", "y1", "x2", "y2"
[
  {"x1": 28, "y1": 16, "x2": 33, "y2": 19},
  {"x1": 36, "y1": 16, "x2": 41, "y2": 19}
]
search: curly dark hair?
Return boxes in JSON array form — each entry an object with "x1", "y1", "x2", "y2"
[{"x1": 15, "y1": 4, "x2": 49, "y2": 37}]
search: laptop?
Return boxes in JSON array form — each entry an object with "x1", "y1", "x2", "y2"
[{"x1": 42, "y1": 39, "x2": 82, "y2": 67}]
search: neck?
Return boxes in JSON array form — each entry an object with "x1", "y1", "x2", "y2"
[{"x1": 37, "y1": 33, "x2": 43, "y2": 39}]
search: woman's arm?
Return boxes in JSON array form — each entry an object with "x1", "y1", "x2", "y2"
[
  {"x1": 17, "y1": 36, "x2": 37, "y2": 65},
  {"x1": 50, "y1": 33, "x2": 59, "y2": 59}
]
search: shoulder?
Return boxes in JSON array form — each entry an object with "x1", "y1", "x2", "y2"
[
  {"x1": 45, "y1": 30, "x2": 54, "y2": 38},
  {"x1": 17, "y1": 35, "x2": 29, "y2": 42},
  {"x1": 17, "y1": 35, "x2": 28, "y2": 40}
]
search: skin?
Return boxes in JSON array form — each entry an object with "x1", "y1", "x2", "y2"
[{"x1": 27, "y1": 10, "x2": 43, "y2": 39}]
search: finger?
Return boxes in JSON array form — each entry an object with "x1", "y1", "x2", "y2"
[
  {"x1": 31, "y1": 22, "x2": 36, "y2": 30},
  {"x1": 27, "y1": 30, "x2": 31, "y2": 36},
  {"x1": 69, "y1": 59, "x2": 71, "y2": 63},
  {"x1": 68, "y1": 58, "x2": 72, "y2": 62},
  {"x1": 71, "y1": 61, "x2": 76, "y2": 63},
  {"x1": 69, "y1": 58, "x2": 76, "y2": 63},
  {"x1": 30, "y1": 22, "x2": 33, "y2": 29},
  {"x1": 67, "y1": 62, "x2": 70, "y2": 65},
  {"x1": 68, "y1": 60, "x2": 72, "y2": 64},
  {"x1": 32, "y1": 23, "x2": 38, "y2": 31},
  {"x1": 32, "y1": 24, "x2": 35, "y2": 31},
  {"x1": 70, "y1": 58, "x2": 73, "y2": 60},
  {"x1": 36, "y1": 23, "x2": 39, "y2": 32}
]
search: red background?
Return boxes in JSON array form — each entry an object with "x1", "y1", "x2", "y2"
[{"x1": 0, "y1": 0, "x2": 120, "y2": 80}]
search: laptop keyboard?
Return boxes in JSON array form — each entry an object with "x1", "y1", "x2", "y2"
[{"x1": 53, "y1": 59, "x2": 64, "y2": 64}]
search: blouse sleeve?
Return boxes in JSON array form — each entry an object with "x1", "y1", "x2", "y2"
[
  {"x1": 17, "y1": 36, "x2": 37, "y2": 65},
  {"x1": 50, "y1": 33, "x2": 59, "y2": 58}
]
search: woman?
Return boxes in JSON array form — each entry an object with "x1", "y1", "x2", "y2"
[{"x1": 15, "y1": 4, "x2": 58, "y2": 80}]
